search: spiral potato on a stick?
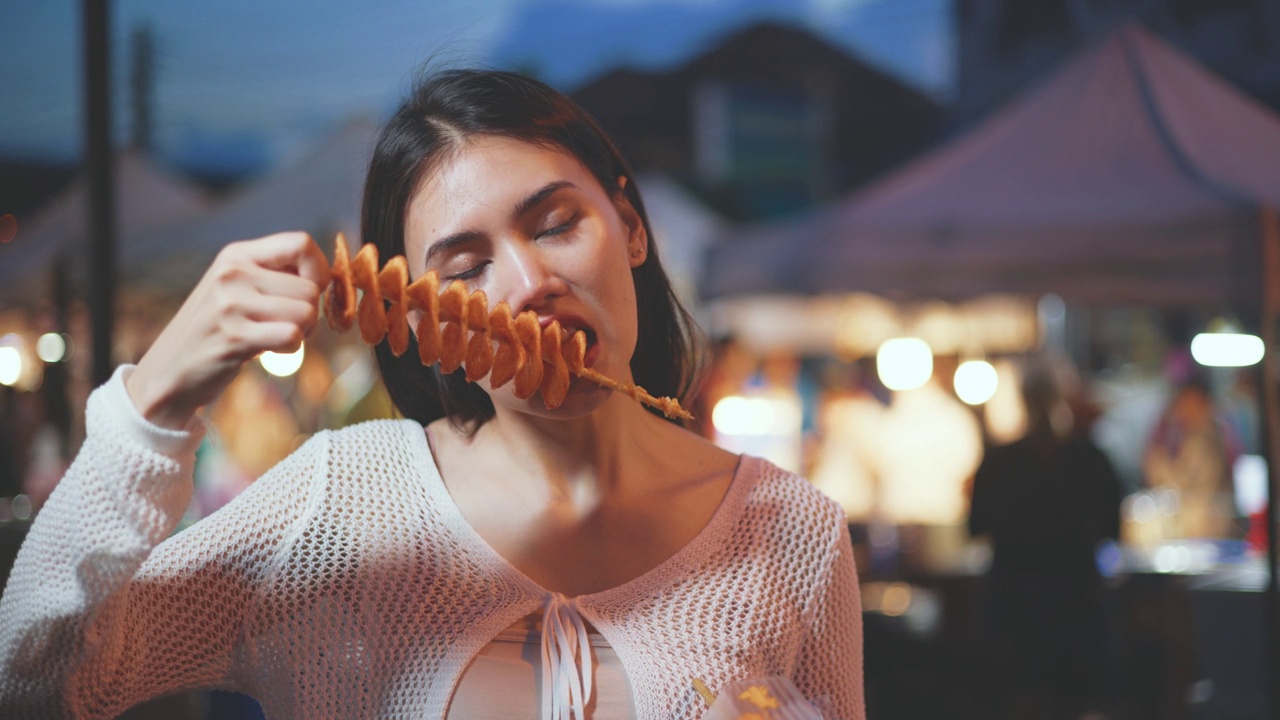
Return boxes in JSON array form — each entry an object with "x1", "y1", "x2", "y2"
[{"x1": 323, "y1": 234, "x2": 692, "y2": 419}]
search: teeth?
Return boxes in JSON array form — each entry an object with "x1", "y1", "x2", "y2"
[{"x1": 553, "y1": 322, "x2": 594, "y2": 344}]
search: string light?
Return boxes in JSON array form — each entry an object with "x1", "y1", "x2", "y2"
[
  {"x1": 1190, "y1": 332, "x2": 1263, "y2": 367},
  {"x1": 954, "y1": 359, "x2": 998, "y2": 405}
]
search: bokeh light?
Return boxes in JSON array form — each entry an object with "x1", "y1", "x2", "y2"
[
  {"x1": 876, "y1": 337, "x2": 933, "y2": 391},
  {"x1": 259, "y1": 343, "x2": 305, "y2": 378},
  {"x1": 1189, "y1": 332, "x2": 1263, "y2": 367},
  {"x1": 0, "y1": 346, "x2": 20, "y2": 387},
  {"x1": 0, "y1": 214, "x2": 16, "y2": 244},
  {"x1": 953, "y1": 359, "x2": 998, "y2": 405},
  {"x1": 36, "y1": 333, "x2": 66, "y2": 363},
  {"x1": 712, "y1": 395, "x2": 801, "y2": 436}
]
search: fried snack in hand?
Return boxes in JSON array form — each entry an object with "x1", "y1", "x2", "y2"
[
  {"x1": 351, "y1": 243, "x2": 387, "y2": 345},
  {"x1": 488, "y1": 302, "x2": 523, "y2": 390},
  {"x1": 325, "y1": 233, "x2": 357, "y2": 332},
  {"x1": 378, "y1": 256, "x2": 410, "y2": 356},
  {"x1": 323, "y1": 236, "x2": 692, "y2": 419}
]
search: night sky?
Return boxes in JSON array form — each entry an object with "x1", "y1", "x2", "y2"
[{"x1": 0, "y1": 0, "x2": 952, "y2": 171}]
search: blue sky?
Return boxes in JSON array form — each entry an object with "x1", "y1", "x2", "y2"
[{"x1": 0, "y1": 0, "x2": 952, "y2": 170}]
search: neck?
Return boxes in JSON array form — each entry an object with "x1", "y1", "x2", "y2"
[{"x1": 479, "y1": 393, "x2": 664, "y2": 507}]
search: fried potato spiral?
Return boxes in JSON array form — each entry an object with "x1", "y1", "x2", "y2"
[{"x1": 323, "y1": 234, "x2": 691, "y2": 419}]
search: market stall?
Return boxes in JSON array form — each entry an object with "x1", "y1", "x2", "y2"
[{"x1": 704, "y1": 22, "x2": 1280, "y2": 718}]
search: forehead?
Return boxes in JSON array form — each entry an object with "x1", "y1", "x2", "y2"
[{"x1": 408, "y1": 135, "x2": 598, "y2": 230}]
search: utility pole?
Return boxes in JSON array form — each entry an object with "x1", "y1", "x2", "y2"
[
  {"x1": 130, "y1": 23, "x2": 154, "y2": 153},
  {"x1": 84, "y1": 0, "x2": 115, "y2": 386}
]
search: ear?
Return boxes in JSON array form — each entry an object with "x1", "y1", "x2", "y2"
[{"x1": 615, "y1": 176, "x2": 648, "y2": 268}]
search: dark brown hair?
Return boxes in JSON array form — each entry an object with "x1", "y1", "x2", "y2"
[{"x1": 361, "y1": 68, "x2": 703, "y2": 430}]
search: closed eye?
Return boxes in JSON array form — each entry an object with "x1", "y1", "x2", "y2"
[
  {"x1": 447, "y1": 261, "x2": 489, "y2": 282},
  {"x1": 538, "y1": 213, "x2": 579, "y2": 238}
]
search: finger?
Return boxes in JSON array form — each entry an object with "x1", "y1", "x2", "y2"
[
  {"x1": 295, "y1": 235, "x2": 333, "y2": 289},
  {"x1": 242, "y1": 265, "x2": 326, "y2": 303},
  {"x1": 233, "y1": 232, "x2": 328, "y2": 282},
  {"x1": 238, "y1": 321, "x2": 308, "y2": 355},
  {"x1": 239, "y1": 294, "x2": 318, "y2": 332}
]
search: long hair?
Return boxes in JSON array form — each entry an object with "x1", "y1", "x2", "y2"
[{"x1": 361, "y1": 68, "x2": 703, "y2": 431}]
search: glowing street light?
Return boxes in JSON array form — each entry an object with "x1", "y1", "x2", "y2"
[
  {"x1": 877, "y1": 338, "x2": 933, "y2": 391},
  {"x1": 0, "y1": 346, "x2": 20, "y2": 387},
  {"x1": 954, "y1": 359, "x2": 998, "y2": 405},
  {"x1": 1190, "y1": 332, "x2": 1264, "y2": 367}
]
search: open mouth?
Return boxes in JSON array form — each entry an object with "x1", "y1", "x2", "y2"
[{"x1": 551, "y1": 319, "x2": 600, "y2": 369}]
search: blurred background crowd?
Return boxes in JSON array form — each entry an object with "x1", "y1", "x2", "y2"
[{"x1": 3, "y1": 1, "x2": 1280, "y2": 718}]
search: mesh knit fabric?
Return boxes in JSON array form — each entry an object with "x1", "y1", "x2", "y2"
[{"x1": 0, "y1": 367, "x2": 865, "y2": 719}]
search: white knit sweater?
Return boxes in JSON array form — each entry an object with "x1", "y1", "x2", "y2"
[{"x1": 0, "y1": 368, "x2": 865, "y2": 719}]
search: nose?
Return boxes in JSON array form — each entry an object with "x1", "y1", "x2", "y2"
[{"x1": 498, "y1": 242, "x2": 567, "y2": 313}]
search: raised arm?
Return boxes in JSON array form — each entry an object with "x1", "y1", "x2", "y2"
[
  {"x1": 0, "y1": 232, "x2": 330, "y2": 717},
  {"x1": 0, "y1": 372, "x2": 327, "y2": 716}
]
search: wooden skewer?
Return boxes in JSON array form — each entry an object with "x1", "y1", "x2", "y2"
[{"x1": 323, "y1": 234, "x2": 692, "y2": 420}]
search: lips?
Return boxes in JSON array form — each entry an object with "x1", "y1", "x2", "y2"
[{"x1": 541, "y1": 314, "x2": 599, "y2": 368}]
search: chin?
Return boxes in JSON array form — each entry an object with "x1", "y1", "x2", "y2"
[
  {"x1": 487, "y1": 378, "x2": 613, "y2": 421},
  {"x1": 544, "y1": 380, "x2": 616, "y2": 419}
]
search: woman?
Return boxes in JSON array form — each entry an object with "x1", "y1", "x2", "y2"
[{"x1": 0, "y1": 69, "x2": 863, "y2": 719}]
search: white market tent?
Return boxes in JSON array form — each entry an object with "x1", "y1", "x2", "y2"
[
  {"x1": 0, "y1": 150, "x2": 213, "y2": 307},
  {"x1": 129, "y1": 116, "x2": 379, "y2": 292},
  {"x1": 704, "y1": 23, "x2": 1280, "y2": 310}
]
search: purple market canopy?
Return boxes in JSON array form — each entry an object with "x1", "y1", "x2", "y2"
[
  {"x1": 705, "y1": 23, "x2": 1280, "y2": 308},
  {"x1": 0, "y1": 150, "x2": 213, "y2": 306},
  {"x1": 128, "y1": 116, "x2": 378, "y2": 292}
]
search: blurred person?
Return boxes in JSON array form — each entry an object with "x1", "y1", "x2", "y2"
[
  {"x1": 756, "y1": 349, "x2": 819, "y2": 436},
  {"x1": 1142, "y1": 374, "x2": 1240, "y2": 539},
  {"x1": 0, "y1": 69, "x2": 864, "y2": 719},
  {"x1": 809, "y1": 361, "x2": 882, "y2": 521},
  {"x1": 968, "y1": 355, "x2": 1124, "y2": 720},
  {"x1": 878, "y1": 374, "x2": 983, "y2": 526},
  {"x1": 1219, "y1": 367, "x2": 1259, "y2": 455}
]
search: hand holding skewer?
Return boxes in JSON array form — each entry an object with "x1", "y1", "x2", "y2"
[{"x1": 324, "y1": 234, "x2": 691, "y2": 419}]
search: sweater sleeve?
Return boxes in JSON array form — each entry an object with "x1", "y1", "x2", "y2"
[
  {"x1": 0, "y1": 366, "x2": 324, "y2": 718},
  {"x1": 794, "y1": 517, "x2": 865, "y2": 720}
]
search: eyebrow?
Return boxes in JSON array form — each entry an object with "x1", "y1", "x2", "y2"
[{"x1": 423, "y1": 180, "x2": 578, "y2": 267}]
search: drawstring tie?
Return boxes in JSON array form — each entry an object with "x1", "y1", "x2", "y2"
[{"x1": 541, "y1": 592, "x2": 594, "y2": 720}]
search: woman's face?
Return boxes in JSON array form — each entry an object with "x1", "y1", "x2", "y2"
[{"x1": 403, "y1": 134, "x2": 647, "y2": 418}]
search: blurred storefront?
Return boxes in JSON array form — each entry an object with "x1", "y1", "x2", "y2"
[{"x1": 702, "y1": 22, "x2": 1279, "y2": 719}]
